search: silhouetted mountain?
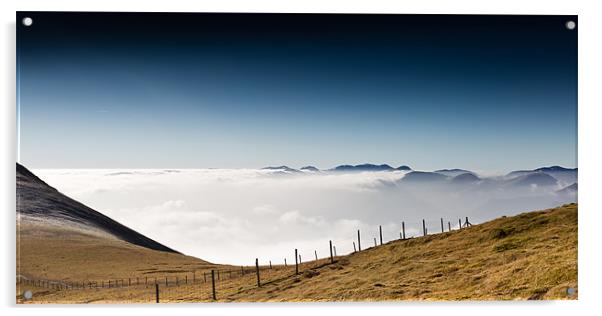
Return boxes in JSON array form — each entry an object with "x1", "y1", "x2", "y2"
[
  {"x1": 401, "y1": 171, "x2": 449, "y2": 182},
  {"x1": 300, "y1": 166, "x2": 320, "y2": 172},
  {"x1": 556, "y1": 183, "x2": 578, "y2": 195},
  {"x1": 16, "y1": 163, "x2": 179, "y2": 253},
  {"x1": 262, "y1": 166, "x2": 301, "y2": 173},
  {"x1": 509, "y1": 172, "x2": 558, "y2": 187},
  {"x1": 435, "y1": 169, "x2": 474, "y2": 177},
  {"x1": 451, "y1": 172, "x2": 481, "y2": 183},
  {"x1": 396, "y1": 165, "x2": 412, "y2": 171},
  {"x1": 535, "y1": 166, "x2": 577, "y2": 172},
  {"x1": 506, "y1": 166, "x2": 577, "y2": 185},
  {"x1": 332, "y1": 164, "x2": 394, "y2": 172}
]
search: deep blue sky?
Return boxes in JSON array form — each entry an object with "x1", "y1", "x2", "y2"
[{"x1": 17, "y1": 13, "x2": 577, "y2": 171}]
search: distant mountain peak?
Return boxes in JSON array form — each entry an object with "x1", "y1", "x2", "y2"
[
  {"x1": 396, "y1": 165, "x2": 412, "y2": 171},
  {"x1": 510, "y1": 172, "x2": 558, "y2": 187},
  {"x1": 451, "y1": 172, "x2": 481, "y2": 183},
  {"x1": 262, "y1": 166, "x2": 300, "y2": 173},
  {"x1": 435, "y1": 168, "x2": 474, "y2": 177},
  {"x1": 300, "y1": 166, "x2": 320, "y2": 172},
  {"x1": 535, "y1": 166, "x2": 577, "y2": 172},
  {"x1": 332, "y1": 164, "x2": 394, "y2": 172},
  {"x1": 401, "y1": 171, "x2": 449, "y2": 182}
]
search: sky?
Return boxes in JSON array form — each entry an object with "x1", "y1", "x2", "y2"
[{"x1": 17, "y1": 13, "x2": 578, "y2": 172}]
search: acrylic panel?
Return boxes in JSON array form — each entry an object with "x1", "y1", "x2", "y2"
[{"x1": 16, "y1": 12, "x2": 577, "y2": 303}]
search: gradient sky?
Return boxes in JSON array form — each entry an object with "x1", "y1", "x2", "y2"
[{"x1": 17, "y1": 13, "x2": 577, "y2": 171}]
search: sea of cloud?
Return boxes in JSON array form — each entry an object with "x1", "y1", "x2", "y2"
[{"x1": 32, "y1": 168, "x2": 575, "y2": 265}]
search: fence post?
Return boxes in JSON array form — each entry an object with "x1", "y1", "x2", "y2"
[
  {"x1": 255, "y1": 258, "x2": 261, "y2": 287},
  {"x1": 441, "y1": 218, "x2": 444, "y2": 233},
  {"x1": 379, "y1": 225, "x2": 383, "y2": 245},
  {"x1": 315, "y1": 250, "x2": 318, "y2": 261},
  {"x1": 448, "y1": 221, "x2": 451, "y2": 231},
  {"x1": 269, "y1": 260, "x2": 272, "y2": 269},
  {"x1": 211, "y1": 270, "x2": 216, "y2": 300},
  {"x1": 423, "y1": 219, "x2": 426, "y2": 236},
  {"x1": 353, "y1": 241, "x2": 357, "y2": 252},
  {"x1": 284, "y1": 258, "x2": 287, "y2": 267},
  {"x1": 357, "y1": 229, "x2": 362, "y2": 251},
  {"x1": 299, "y1": 254, "x2": 302, "y2": 263},
  {"x1": 155, "y1": 283, "x2": 159, "y2": 303},
  {"x1": 165, "y1": 276, "x2": 168, "y2": 287},
  {"x1": 334, "y1": 246, "x2": 337, "y2": 256},
  {"x1": 295, "y1": 249, "x2": 299, "y2": 275},
  {"x1": 374, "y1": 237, "x2": 377, "y2": 247},
  {"x1": 329, "y1": 240, "x2": 334, "y2": 263},
  {"x1": 402, "y1": 221, "x2": 406, "y2": 239}
]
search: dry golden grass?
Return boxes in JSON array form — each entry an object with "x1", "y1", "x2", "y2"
[{"x1": 17, "y1": 204, "x2": 577, "y2": 303}]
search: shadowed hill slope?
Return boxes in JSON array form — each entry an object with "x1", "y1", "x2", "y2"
[{"x1": 16, "y1": 163, "x2": 179, "y2": 253}]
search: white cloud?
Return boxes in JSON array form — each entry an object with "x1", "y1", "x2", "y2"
[{"x1": 31, "y1": 168, "x2": 575, "y2": 265}]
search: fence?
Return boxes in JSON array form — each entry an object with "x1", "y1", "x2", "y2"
[{"x1": 17, "y1": 216, "x2": 474, "y2": 303}]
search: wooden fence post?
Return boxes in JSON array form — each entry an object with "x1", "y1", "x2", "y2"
[
  {"x1": 334, "y1": 246, "x2": 337, "y2": 256},
  {"x1": 255, "y1": 258, "x2": 261, "y2": 287},
  {"x1": 379, "y1": 225, "x2": 383, "y2": 245},
  {"x1": 441, "y1": 218, "x2": 444, "y2": 233},
  {"x1": 299, "y1": 254, "x2": 302, "y2": 263},
  {"x1": 459, "y1": 218, "x2": 462, "y2": 229},
  {"x1": 374, "y1": 237, "x2": 377, "y2": 247},
  {"x1": 353, "y1": 241, "x2": 357, "y2": 252},
  {"x1": 357, "y1": 229, "x2": 362, "y2": 251},
  {"x1": 295, "y1": 249, "x2": 299, "y2": 275},
  {"x1": 211, "y1": 270, "x2": 216, "y2": 300},
  {"x1": 269, "y1": 260, "x2": 272, "y2": 269},
  {"x1": 402, "y1": 221, "x2": 406, "y2": 239},
  {"x1": 448, "y1": 221, "x2": 451, "y2": 231},
  {"x1": 155, "y1": 283, "x2": 159, "y2": 303},
  {"x1": 329, "y1": 240, "x2": 334, "y2": 263},
  {"x1": 284, "y1": 258, "x2": 287, "y2": 267},
  {"x1": 423, "y1": 219, "x2": 426, "y2": 236}
]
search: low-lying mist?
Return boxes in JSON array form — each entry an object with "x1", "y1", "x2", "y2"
[{"x1": 33, "y1": 168, "x2": 576, "y2": 265}]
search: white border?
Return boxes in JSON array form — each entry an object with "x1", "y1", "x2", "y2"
[{"x1": 2, "y1": 1, "x2": 601, "y2": 315}]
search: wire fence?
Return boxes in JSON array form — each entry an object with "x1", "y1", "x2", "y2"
[{"x1": 17, "y1": 216, "x2": 474, "y2": 303}]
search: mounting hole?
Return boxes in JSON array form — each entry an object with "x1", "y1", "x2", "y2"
[
  {"x1": 567, "y1": 287, "x2": 576, "y2": 296},
  {"x1": 566, "y1": 20, "x2": 576, "y2": 30},
  {"x1": 22, "y1": 17, "x2": 33, "y2": 27},
  {"x1": 23, "y1": 290, "x2": 33, "y2": 300}
]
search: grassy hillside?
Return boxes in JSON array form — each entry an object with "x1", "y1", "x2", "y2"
[
  {"x1": 17, "y1": 204, "x2": 577, "y2": 303},
  {"x1": 17, "y1": 220, "x2": 219, "y2": 281},
  {"x1": 227, "y1": 203, "x2": 577, "y2": 301}
]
